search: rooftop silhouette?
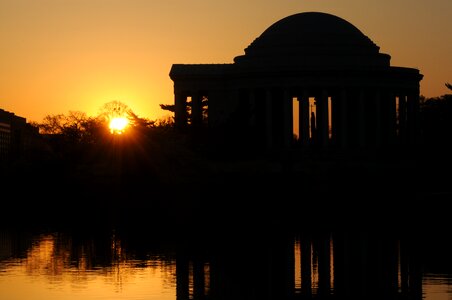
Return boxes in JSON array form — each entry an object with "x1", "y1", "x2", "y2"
[{"x1": 170, "y1": 12, "x2": 423, "y2": 150}]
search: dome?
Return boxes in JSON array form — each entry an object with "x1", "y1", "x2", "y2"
[{"x1": 234, "y1": 12, "x2": 390, "y2": 68}]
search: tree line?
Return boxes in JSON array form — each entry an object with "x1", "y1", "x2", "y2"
[
  {"x1": 25, "y1": 101, "x2": 175, "y2": 166},
  {"x1": 420, "y1": 83, "x2": 452, "y2": 146},
  {"x1": 28, "y1": 83, "x2": 452, "y2": 164}
]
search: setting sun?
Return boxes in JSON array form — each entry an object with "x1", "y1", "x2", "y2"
[{"x1": 109, "y1": 117, "x2": 129, "y2": 134}]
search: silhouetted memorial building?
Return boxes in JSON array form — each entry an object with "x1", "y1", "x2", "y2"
[{"x1": 170, "y1": 12, "x2": 423, "y2": 149}]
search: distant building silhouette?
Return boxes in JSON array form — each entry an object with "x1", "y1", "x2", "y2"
[
  {"x1": 0, "y1": 108, "x2": 39, "y2": 162},
  {"x1": 170, "y1": 12, "x2": 423, "y2": 149}
]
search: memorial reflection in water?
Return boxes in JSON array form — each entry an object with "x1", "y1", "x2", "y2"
[
  {"x1": 175, "y1": 231, "x2": 424, "y2": 300},
  {"x1": 0, "y1": 228, "x2": 450, "y2": 300}
]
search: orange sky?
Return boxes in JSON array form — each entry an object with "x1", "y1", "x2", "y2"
[{"x1": 1, "y1": 0, "x2": 451, "y2": 122}]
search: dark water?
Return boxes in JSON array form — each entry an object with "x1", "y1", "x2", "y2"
[{"x1": 1, "y1": 219, "x2": 451, "y2": 300}]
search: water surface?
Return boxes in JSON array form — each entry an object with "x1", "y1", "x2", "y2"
[{"x1": 0, "y1": 224, "x2": 450, "y2": 300}]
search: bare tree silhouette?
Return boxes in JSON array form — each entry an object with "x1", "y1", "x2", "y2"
[{"x1": 99, "y1": 100, "x2": 133, "y2": 121}]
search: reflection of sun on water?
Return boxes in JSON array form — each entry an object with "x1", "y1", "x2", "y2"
[
  {"x1": 0, "y1": 233, "x2": 176, "y2": 300},
  {"x1": 109, "y1": 117, "x2": 129, "y2": 134}
]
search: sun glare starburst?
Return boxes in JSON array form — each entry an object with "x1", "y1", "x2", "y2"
[{"x1": 109, "y1": 117, "x2": 129, "y2": 134}]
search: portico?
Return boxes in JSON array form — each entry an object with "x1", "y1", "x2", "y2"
[{"x1": 170, "y1": 12, "x2": 422, "y2": 149}]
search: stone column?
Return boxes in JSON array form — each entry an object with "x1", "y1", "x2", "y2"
[
  {"x1": 175, "y1": 91, "x2": 187, "y2": 129},
  {"x1": 398, "y1": 95, "x2": 407, "y2": 143},
  {"x1": 331, "y1": 94, "x2": 339, "y2": 147},
  {"x1": 375, "y1": 90, "x2": 382, "y2": 147},
  {"x1": 299, "y1": 91, "x2": 310, "y2": 146},
  {"x1": 317, "y1": 90, "x2": 329, "y2": 147},
  {"x1": 191, "y1": 91, "x2": 202, "y2": 127},
  {"x1": 207, "y1": 89, "x2": 223, "y2": 128},
  {"x1": 249, "y1": 89, "x2": 256, "y2": 127},
  {"x1": 265, "y1": 89, "x2": 273, "y2": 149},
  {"x1": 413, "y1": 91, "x2": 420, "y2": 144},
  {"x1": 283, "y1": 90, "x2": 293, "y2": 148},
  {"x1": 388, "y1": 92, "x2": 397, "y2": 145},
  {"x1": 340, "y1": 90, "x2": 348, "y2": 148},
  {"x1": 358, "y1": 90, "x2": 366, "y2": 148}
]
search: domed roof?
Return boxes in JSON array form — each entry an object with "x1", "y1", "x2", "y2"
[{"x1": 234, "y1": 12, "x2": 390, "y2": 68}]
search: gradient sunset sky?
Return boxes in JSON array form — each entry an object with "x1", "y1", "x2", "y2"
[{"x1": 1, "y1": 0, "x2": 451, "y2": 122}]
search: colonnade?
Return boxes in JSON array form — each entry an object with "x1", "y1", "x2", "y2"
[{"x1": 174, "y1": 86, "x2": 420, "y2": 149}]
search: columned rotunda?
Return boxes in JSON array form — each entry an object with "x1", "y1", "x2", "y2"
[{"x1": 170, "y1": 12, "x2": 423, "y2": 149}]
